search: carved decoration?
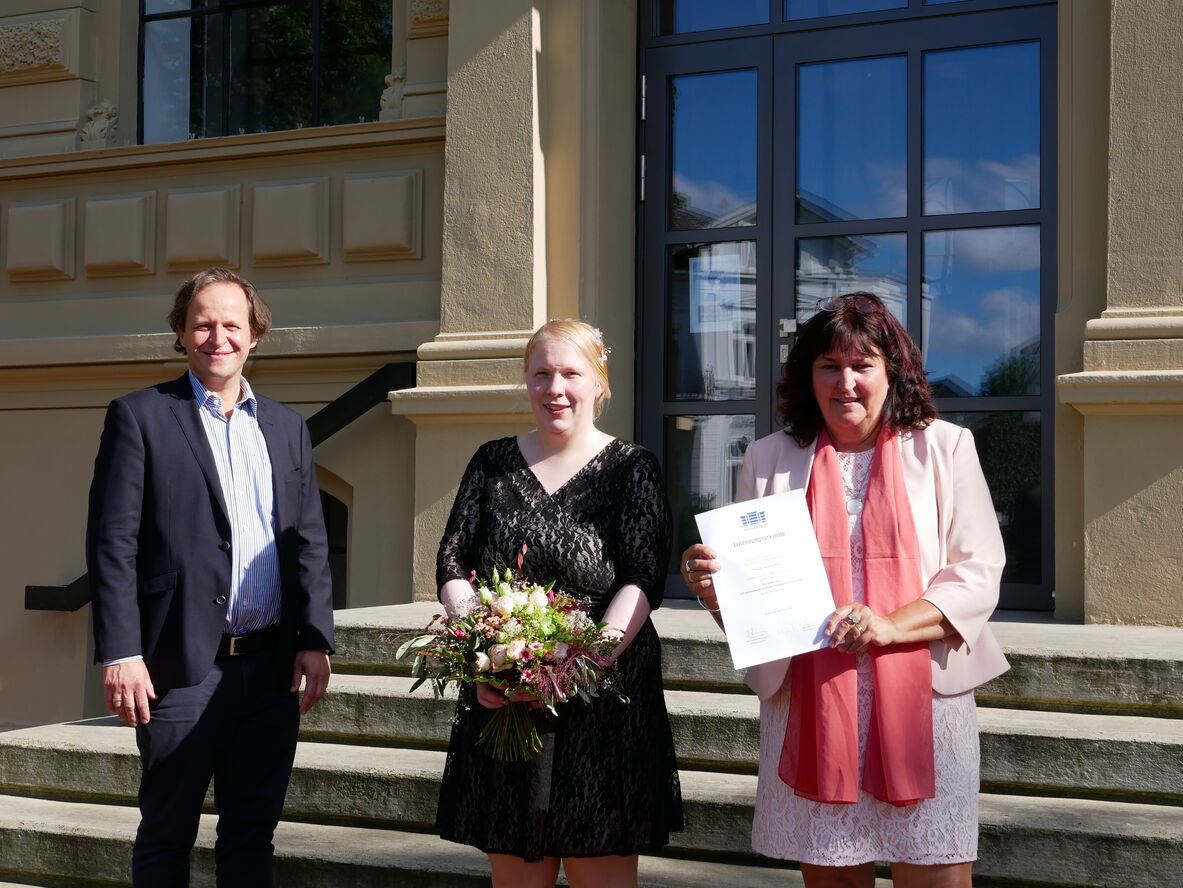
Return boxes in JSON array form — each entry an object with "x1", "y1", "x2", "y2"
[
  {"x1": 409, "y1": 0, "x2": 449, "y2": 39},
  {"x1": 79, "y1": 100, "x2": 118, "y2": 149},
  {"x1": 0, "y1": 14, "x2": 76, "y2": 86},
  {"x1": 379, "y1": 68, "x2": 407, "y2": 121}
]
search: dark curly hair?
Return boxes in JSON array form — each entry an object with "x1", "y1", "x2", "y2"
[{"x1": 777, "y1": 292, "x2": 937, "y2": 447}]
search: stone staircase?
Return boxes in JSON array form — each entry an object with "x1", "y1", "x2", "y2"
[{"x1": 1, "y1": 603, "x2": 1181, "y2": 887}]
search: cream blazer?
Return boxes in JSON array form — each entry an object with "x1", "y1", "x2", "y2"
[{"x1": 740, "y1": 419, "x2": 1009, "y2": 699}]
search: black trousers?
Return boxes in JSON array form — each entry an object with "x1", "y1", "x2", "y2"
[{"x1": 132, "y1": 649, "x2": 299, "y2": 888}]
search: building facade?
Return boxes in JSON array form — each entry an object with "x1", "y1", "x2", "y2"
[{"x1": 1, "y1": 0, "x2": 1179, "y2": 727}]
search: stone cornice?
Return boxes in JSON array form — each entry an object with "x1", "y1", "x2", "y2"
[
  {"x1": 388, "y1": 382, "x2": 529, "y2": 422},
  {"x1": 0, "y1": 321, "x2": 438, "y2": 369},
  {"x1": 1085, "y1": 307, "x2": 1183, "y2": 340},
  {"x1": 0, "y1": 118, "x2": 445, "y2": 184},
  {"x1": 1057, "y1": 369, "x2": 1183, "y2": 414}
]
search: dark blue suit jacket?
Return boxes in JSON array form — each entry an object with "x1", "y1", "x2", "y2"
[{"x1": 86, "y1": 373, "x2": 335, "y2": 692}]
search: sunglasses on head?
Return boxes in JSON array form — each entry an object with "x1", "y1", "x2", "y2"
[{"x1": 818, "y1": 293, "x2": 883, "y2": 314}]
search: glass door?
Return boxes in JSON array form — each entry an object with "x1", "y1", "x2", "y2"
[
  {"x1": 639, "y1": 1, "x2": 1056, "y2": 609},
  {"x1": 639, "y1": 37, "x2": 775, "y2": 582}
]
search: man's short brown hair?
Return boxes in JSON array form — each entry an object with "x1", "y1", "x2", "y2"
[{"x1": 168, "y1": 268, "x2": 272, "y2": 354}]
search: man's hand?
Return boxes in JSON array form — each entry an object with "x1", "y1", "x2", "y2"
[
  {"x1": 104, "y1": 660, "x2": 156, "y2": 726},
  {"x1": 291, "y1": 650, "x2": 331, "y2": 714}
]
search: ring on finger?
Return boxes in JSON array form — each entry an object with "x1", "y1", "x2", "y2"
[
  {"x1": 847, "y1": 612, "x2": 861, "y2": 624},
  {"x1": 684, "y1": 559, "x2": 692, "y2": 573}
]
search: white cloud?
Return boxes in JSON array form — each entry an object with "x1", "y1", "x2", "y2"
[
  {"x1": 673, "y1": 173, "x2": 754, "y2": 222},
  {"x1": 928, "y1": 285, "x2": 1040, "y2": 355},
  {"x1": 926, "y1": 224, "x2": 1041, "y2": 274}
]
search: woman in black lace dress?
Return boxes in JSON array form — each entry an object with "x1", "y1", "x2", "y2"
[{"x1": 435, "y1": 320, "x2": 684, "y2": 887}]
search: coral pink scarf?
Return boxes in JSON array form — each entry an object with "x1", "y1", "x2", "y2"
[{"x1": 778, "y1": 426, "x2": 935, "y2": 807}]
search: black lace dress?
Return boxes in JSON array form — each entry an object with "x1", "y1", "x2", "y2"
[{"x1": 434, "y1": 436, "x2": 684, "y2": 861}]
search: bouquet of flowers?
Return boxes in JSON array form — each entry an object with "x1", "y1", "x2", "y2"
[{"x1": 396, "y1": 556, "x2": 625, "y2": 762}]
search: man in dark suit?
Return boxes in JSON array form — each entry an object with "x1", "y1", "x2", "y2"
[{"x1": 87, "y1": 267, "x2": 334, "y2": 887}]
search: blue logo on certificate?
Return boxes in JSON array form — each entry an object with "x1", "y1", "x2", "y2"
[{"x1": 739, "y1": 510, "x2": 767, "y2": 528}]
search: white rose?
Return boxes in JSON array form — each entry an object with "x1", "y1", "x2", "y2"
[
  {"x1": 474, "y1": 652, "x2": 492, "y2": 672},
  {"x1": 528, "y1": 589, "x2": 549, "y2": 610},
  {"x1": 493, "y1": 596, "x2": 515, "y2": 618},
  {"x1": 490, "y1": 644, "x2": 509, "y2": 670},
  {"x1": 506, "y1": 638, "x2": 527, "y2": 661}
]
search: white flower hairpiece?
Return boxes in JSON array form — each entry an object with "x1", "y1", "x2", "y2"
[{"x1": 590, "y1": 327, "x2": 611, "y2": 365}]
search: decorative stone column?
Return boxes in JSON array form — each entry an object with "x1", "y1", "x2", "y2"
[{"x1": 1057, "y1": 0, "x2": 1183, "y2": 625}]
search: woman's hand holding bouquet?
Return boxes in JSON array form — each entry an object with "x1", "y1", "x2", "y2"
[{"x1": 397, "y1": 553, "x2": 626, "y2": 761}]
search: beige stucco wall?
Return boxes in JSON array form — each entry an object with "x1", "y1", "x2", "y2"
[
  {"x1": 1058, "y1": 0, "x2": 1183, "y2": 625},
  {"x1": 0, "y1": 0, "x2": 451, "y2": 725}
]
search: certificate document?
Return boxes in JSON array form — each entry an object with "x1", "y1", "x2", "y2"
[{"x1": 694, "y1": 490, "x2": 835, "y2": 670}]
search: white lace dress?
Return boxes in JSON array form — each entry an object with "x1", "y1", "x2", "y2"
[{"x1": 751, "y1": 448, "x2": 980, "y2": 866}]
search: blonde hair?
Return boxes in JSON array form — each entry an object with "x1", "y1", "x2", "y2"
[{"x1": 523, "y1": 319, "x2": 612, "y2": 416}]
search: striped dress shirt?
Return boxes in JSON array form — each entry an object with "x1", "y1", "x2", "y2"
[{"x1": 189, "y1": 371, "x2": 283, "y2": 634}]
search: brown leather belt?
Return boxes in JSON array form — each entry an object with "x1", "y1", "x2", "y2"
[{"x1": 218, "y1": 625, "x2": 281, "y2": 657}]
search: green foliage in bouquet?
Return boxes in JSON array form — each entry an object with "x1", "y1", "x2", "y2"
[{"x1": 396, "y1": 560, "x2": 626, "y2": 762}]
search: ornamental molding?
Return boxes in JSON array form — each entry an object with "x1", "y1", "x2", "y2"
[
  {"x1": 78, "y1": 100, "x2": 118, "y2": 149},
  {"x1": 380, "y1": 68, "x2": 407, "y2": 120},
  {"x1": 409, "y1": 0, "x2": 448, "y2": 39},
  {"x1": 0, "y1": 12, "x2": 79, "y2": 87}
]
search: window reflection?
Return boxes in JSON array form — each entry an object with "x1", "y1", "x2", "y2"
[
  {"x1": 229, "y1": 2, "x2": 314, "y2": 136},
  {"x1": 796, "y1": 233, "x2": 906, "y2": 326},
  {"x1": 797, "y1": 56, "x2": 906, "y2": 222},
  {"x1": 664, "y1": 414, "x2": 756, "y2": 574},
  {"x1": 667, "y1": 242, "x2": 758, "y2": 401},
  {"x1": 923, "y1": 226, "x2": 1040, "y2": 397},
  {"x1": 924, "y1": 42, "x2": 1040, "y2": 214},
  {"x1": 145, "y1": 0, "x2": 200, "y2": 11},
  {"x1": 660, "y1": 0, "x2": 768, "y2": 34},
  {"x1": 671, "y1": 71, "x2": 758, "y2": 229},
  {"x1": 143, "y1": 0, "x2": 391, "y2": 143},
  {"x1": 143, "y1": 17, "x2": 223, "y2": 143},
  {"x1": 946, "y1": 411, "x2": 1042, "y2": 584},
  {"x1": 788, "y1": 0, "x2": 906, "y2": 20}
]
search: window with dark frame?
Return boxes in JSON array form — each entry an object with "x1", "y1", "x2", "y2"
[
  {"x1": 638, "y1": 0, "x2": 1057, "y2": 610},
  {"x1": 139, "y1": 0, "x2": 392, "y2": 145}
]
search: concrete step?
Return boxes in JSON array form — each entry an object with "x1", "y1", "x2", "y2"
[
  {"x1": 0, "y1": 725, "x2": 754, "y2": 853},
  {"x1": 302, "y1": 673, "x2": 762, "y2": 769},
  {"x1": 6, "y1": 692, "x2": 1179, "y2": 813},
  {"x1": 2, "y1": 724, "x2": 1181, "y2": 886},
  {"x1": 977, "y1": 707, "x2": 1183, "y2": 802},
  {"x1": 306, "y1": 674, "x2": 1183, "y2": 800},
  {"x1": 333, "y1": 603, "x2": 1183, "y2": 715},
  {"x1": 0, "y1": 795, "x2": 827, "y2": 888}
]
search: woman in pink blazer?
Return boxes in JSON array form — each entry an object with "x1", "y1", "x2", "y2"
[{"x1": 682, "y1": 292, "x2": 1007, "y2": 888}]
